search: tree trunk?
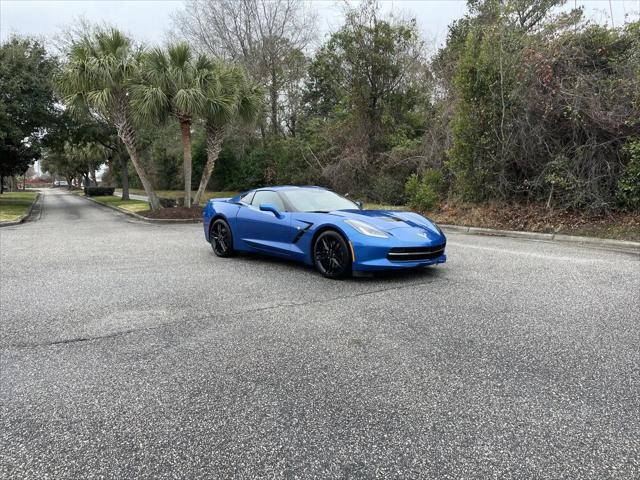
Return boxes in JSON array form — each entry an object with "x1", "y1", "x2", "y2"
[
  {"x1": 0, "y1": 175, "x2": 4, "y2": 194},
  {"x1": 290, "y1": 111, "x2": 297, "y2": 137},
  {"x1": 193, "y1": 125, "x2": 224, "y2": 207},
  {"x1": 118, "y1": 119, "x2": 161, "y2": 210},
  {"x1": 90, "y1": 165, "x2": 97, "y2": 186},
  {"x1": 259, "y1": 124, "x2": 266, "y2": 146},
  {"x1": 270, "y1": 67, "x2": 279, "y2": 135},
  {"x1": 120, "y1": 155, "x2": 130, "y2": 201},
  {"x1": 180, "y1": 119, "x2": 193, "y2": 208}
]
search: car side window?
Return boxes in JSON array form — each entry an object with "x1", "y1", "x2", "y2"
[
  {"x1": 240, "y1": 191, "x2": 254, "y2": 204},
  {"x1": 252, "y1": 191, "x2": 286, "y2": 211}
]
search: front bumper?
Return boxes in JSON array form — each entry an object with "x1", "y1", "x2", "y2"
[
  {"x1": 350, "y1": 233, "x2": 447, "y2": 272},
  {"x1": 354, "y1": 253, "x2": 447, "y2": 271}
]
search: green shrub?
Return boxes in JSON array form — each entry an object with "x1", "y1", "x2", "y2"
[
  {"x1": 617, "y1": 139, "x2": 640, "y2": 210},
  {"x1": 369, "y1": 174, "x2": 407, "y2": 205},
  {"x1": 158, "y1": 197, "x2": 178, "y2": 208},
  {"x1": 84, "y1": 187, "x2": 115, "y2": 196},
  {"x1": 404, "y1": 169, "x2": 443, "y2": 211}
]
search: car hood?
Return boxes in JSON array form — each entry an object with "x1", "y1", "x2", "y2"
[{"x1": 330, "y1": 209, "x2": 442, "y2": 235}]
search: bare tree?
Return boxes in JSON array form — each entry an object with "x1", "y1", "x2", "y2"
[{"x1": 171, "y1": 0, "x2": 317, "y2": 135}]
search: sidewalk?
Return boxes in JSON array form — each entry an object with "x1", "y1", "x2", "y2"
[{"x1": 114, "y1": 190, "x2": 149, "y2": 202}]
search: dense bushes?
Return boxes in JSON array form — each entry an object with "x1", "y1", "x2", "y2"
[
  {"x1": 431, "y1": 6, "x2": 640, "y2": 212},
  {"x1": 84, "y1": 186, "x2": 115, "y2": 196},
  {"x1": 95, "y1": 1, "x2": 639, "y2": 214},
  {"x1": 158, "y1": 197, "x2": 181, "y2": 208},
  {"x1": 205, "y1": 136, "x2": 322, "y2": 191},
  {"x1": 617, "y1": 139, "x2": 640, "y2": 210}
]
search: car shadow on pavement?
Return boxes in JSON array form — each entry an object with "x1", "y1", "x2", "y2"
[{"x1": 218, "y1": 250, "x2": 445, "y2": 283}]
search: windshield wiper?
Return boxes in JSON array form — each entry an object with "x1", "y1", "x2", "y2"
[{"x1": 308, "y1": 210, "x2": 329, "y2": 213}]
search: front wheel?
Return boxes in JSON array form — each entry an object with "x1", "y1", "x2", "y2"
[
  {"x1": 313, "y1": 231, "x2": 352, "y2": 279},
  {"x1": 210, "y1": 219, "x2": 234, "y2": 257}
]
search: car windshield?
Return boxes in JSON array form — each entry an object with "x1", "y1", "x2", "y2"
[{"x1": 281, "y1": 189, "x2": 358, "y2": 212}]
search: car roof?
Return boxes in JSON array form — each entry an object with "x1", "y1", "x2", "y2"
[{"x1": 253, "y1": 186, "x2": 328, "y2": 192}]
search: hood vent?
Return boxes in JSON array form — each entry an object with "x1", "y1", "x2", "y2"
[{"x1": 373, "y1": 215, "x2": 403, "y2": 222}]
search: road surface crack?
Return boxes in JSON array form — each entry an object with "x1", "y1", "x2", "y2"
[{"x1": 5, "y1": 276, "x2": 452, "y2": 350}]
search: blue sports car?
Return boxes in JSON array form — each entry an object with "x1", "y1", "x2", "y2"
[{"x1": 203, "y1": 186, "x2": 446, "y2": 279}]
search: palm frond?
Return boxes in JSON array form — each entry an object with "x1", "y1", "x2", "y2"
[
  {"x1": 173, "y1": 87, "x2": 207, "y2": 116},
  {"x1": 58, "y1": 26, "x2": 139, "y2": 121},
  {"x1": 168, "y1": 42, "x2": 191, "y2": 69},
  {"x1": 85, "y1": 88, "x2": 115, "y2": 114},
  {"x1": 130, "y1": 84, "x2": 170, "y2": 124}
]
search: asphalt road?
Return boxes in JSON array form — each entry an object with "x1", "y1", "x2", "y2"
[{"x1": 1, "y1": 189, "x2": 639, "y2": 479}]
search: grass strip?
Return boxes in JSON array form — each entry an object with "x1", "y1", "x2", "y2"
[
  {"x1": 0, "y1": 191, "x2": 39, "y2": 221},
  {"x1": 89, "y1": 195, "x2": 149, "y2": 213}
]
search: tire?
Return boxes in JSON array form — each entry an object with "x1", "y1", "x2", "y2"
[
  {"x1": 210, "y1": 219, "x2": 235, "y2": 258},
  {"x1": 313, "y1": 230, "x2": 352, "y2": 279}
]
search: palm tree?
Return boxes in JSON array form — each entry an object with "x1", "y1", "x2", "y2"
[
  {"x1": 57, "y1": 27, "x2": 161, "y2": 210},
  {"x1": 193, "y1": 64, "x2": 263, "y2": 207},
  {"x1": 133, "y1": 43, "x2": 209, "y2": 208},
  {"x1": 67, "y1": 143, "x2": 107, "y2": 186}
]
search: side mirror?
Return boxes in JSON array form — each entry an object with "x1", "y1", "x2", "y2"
[
  {"x1": 355, "y1": 200, "x2": 363, "y2": 209},
  {"x1": 259, "y1": 203, "x2": 283, "y2": 218}
]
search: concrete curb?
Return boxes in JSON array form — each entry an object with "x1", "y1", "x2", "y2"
[
  {"x1": 82, "y1": 194, "x2": 202, "y2": 225},
  {"x1": 441, "y1": 224, "x2": 640, "y2": 254},
  {"x1": 0, "y1": 192, "x2": 42, "y2": 228}
]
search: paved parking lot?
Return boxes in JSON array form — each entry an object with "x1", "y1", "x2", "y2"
[{"x1": 1, "y1": 189, "x2": 638, "y2": 478}]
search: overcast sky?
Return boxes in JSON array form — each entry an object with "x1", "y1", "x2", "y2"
[{"x1": 1, "y1": 0, "x2": 638, "y2": 51}]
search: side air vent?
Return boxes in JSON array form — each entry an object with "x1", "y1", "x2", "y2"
[{"x1": 292, "y1": 222, "x2": 314, "y2": 243}]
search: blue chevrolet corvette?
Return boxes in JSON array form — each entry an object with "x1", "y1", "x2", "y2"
[{"x1": 203, "y1": 186, "x2": 446, "y2": 279}]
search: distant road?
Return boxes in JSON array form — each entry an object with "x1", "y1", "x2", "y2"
[{"x1": 1, "y1": 189, "x2": 638, "y2": 479}]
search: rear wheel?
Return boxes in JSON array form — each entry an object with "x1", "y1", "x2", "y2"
[
  {"x1": 210, "y1": 219, "x2": 234, "y2": 257},
  {"x1": 313, "y1": 231, "x2": 351, "y2": 279}
]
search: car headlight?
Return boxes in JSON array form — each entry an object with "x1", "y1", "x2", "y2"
[{"x1": 344, "y1": 219, "x2": 389, "y2": 238}]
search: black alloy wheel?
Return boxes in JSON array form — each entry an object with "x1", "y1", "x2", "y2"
[
  {"x1": 210, "y1": 219, "x2": 234, "y2": 257},
  {"x1": 313, "y1": 231, "x2": 351, "y2": 279}
]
